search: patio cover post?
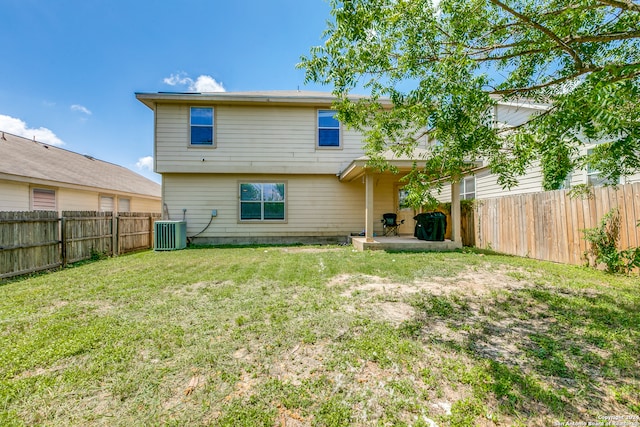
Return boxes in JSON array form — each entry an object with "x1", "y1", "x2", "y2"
[
  {"x1": 365, "y1": 173, "x2": 374, "y2": 242},
  {"x1": 451, "y1": 181, "x2": 461, "y2": 243}
]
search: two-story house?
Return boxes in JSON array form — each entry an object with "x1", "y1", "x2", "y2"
[
  {"x1": 138, "y1": 90, "x2": 634, "y2": 248},
  {"x1": 136, "y1": 90, "x2": 465, "y2": 248}
]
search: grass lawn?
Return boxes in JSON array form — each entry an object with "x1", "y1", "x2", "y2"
[{"x1": 1, "y1": 246, "x2": 638, "y2": 426}]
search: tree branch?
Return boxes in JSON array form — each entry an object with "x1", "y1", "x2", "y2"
[
  {"x1": 491, "y1": 68, "x2": 596, "y2": 95},
  {"x1": 596, "y1": 0, "x2": 640, "y2": 12},
  {"x1": 566, "y1": 30, "x2": 640, "y2": 43},
  {"x1": 490, "y1": 0, "x2": 585, "y2": 70}
]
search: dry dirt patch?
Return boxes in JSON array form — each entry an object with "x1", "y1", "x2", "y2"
[
  {"x1": 279, "y1": 247, "x2": 344, "y2": 254},
  {"x1": 331, "y1": 267, "x2": 531, "y2": 326},
  {"x1": 331, "y1": 266, "x2": 529, "y2": 299}
]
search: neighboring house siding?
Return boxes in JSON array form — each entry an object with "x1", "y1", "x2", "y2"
[
  {"x1": 436, "y1": 162, "x2": 640, "y2": 203},
  {"x1": 162, "y1": 173, "x2": 401, "y2": 240},
  {"x1": 130, "y1": 197, "x2": 161, "y2": 213},
  {"x1": 0, "y1": 180, "x2": 29, "y2": 211},
  {"x1": 58, "y1": 188, "x2": 100, "y2": 211},
  {"x1": 623, "y1": 172, "x2": 640, "y2": 184},
  {"x1": 155, "y1": 104, "x2": 365, "y2": 175},
  {"x1": 0, "y1": 182, "x2": 161, "y2": 214}
]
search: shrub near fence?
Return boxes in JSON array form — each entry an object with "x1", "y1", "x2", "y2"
[
  {"x1": 0, "y1": 211, "x2": 161, "y2": 279},
  {"x1": 474, "y1": 183, "x2": 640, "y2": 267}
]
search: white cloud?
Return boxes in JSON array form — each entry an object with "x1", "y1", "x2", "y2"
[
  {"x1": 71, "y1": 104, "x2": 92, "y2": 115},
  {"x1": 163, "y1": 72, "x2": 226, "y2": 92},
  {"x1": 191, "y1": 75, "x2": 225, "y2": 92},
  {"x1": 136, "y1": 156, "x2": 154, "y2": 171},
  {"x1": 0, "y1": 114, "x2": 64, "y2": 146},
  {"x1": 163, "y1": 72, "x2": 192, "y2": 86}
]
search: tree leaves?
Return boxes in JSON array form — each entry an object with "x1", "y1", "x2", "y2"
[{"x1": 299, "y1": 0, "x2": 640, "y2": 197}]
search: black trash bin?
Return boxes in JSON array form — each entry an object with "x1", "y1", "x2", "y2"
[{"x1": 413, "y1": 212, "x2": 447, "y2": 241}]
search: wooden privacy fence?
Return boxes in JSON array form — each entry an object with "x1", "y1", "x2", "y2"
[
  {"x1": 474, "y1": 183, "x2": 640, "y2": 266},
  {"x1": 1, "y1": 211, "x2": 161, "y2": 279}
]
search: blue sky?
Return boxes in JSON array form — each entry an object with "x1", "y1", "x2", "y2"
[{"x1": 0, "y1": 0, "x2": 334, "y2": 183}]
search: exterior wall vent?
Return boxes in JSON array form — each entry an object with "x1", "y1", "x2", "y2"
[{"x1": 154, "y1": 221, "x2": 187, "y2": 250}]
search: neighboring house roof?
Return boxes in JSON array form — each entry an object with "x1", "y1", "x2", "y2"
[{"x1": 0, "y1": 131, "x2": 160, "y2": 198}]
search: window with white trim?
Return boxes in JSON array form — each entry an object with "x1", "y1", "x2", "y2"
[
  {"x1": 586, "y1": 149, "x2": 616, "y2": 186},
  {"x1": 240, "y1": 183, "x2": 286, "y2": 221},
  {"x1": 32, "y1": 188, "x2": 56, "y2": 211},
  {"x1": 559, "y1": 174, "x2": 572, "y2": 190},
  {"x1": 100, "y1": 196, "x2": 114, "y2": 212},
  {"x1": 460, "y1": 177, "x2": 476, "y2": 200},
  {"x1": 118, "y1": 198, "x2": 130, "y2": 213},
  {"x1": 190, "y1": 107, "x2": 214, "y2": 146},
  {"x1": 317, "y1": 110, "x2": 340, "y2": 148}
]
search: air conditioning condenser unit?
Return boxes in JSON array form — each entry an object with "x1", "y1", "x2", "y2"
[{"x1": 154, "y1": 221, "x2": 187, "y2": 250}]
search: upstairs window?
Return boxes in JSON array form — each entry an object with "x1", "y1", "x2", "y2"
[
  {"x1": 190, "y1": 107, "x2": 214, "y2": 146},
  {"x1": 317, "y1": 110, "x2": 340, "y2": 148},
  {"x1": 460, "y1": 177, "x2": 476, "y2": 200},
  {"x1": 240, "y1": 183, "x2": 286, "y2": 221}
]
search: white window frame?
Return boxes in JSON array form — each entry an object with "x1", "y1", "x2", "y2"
[
  {"x1": 100, "y1": 195, "x2": 114, "y2": 212},
  {"x1": 189, "y1": 106, "x2": 215, "y2": 147},
  {"x1": 118, "y1": 198, "x2": 131, "y2": 213},
  {"x1": 586, "y1": 148, "x2": 617, "y2": 187},
  {"x1": 559, "y1": 174, "x2": 572, "y2": 190},
  {"x1": 239, "y1": 182, "x2": 287, "y2": 222},
  {"x1": 460, "y1": 176, "x2": 476, "y2": 200},
  {"x1": 317, "y1": 109, "x2": 342, "y2": 149}
]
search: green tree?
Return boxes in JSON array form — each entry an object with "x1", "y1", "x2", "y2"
[{"x1": 299, "y1": 0, "x2": 640, "y2": 194}]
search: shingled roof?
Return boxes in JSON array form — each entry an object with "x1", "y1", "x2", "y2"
[{"x1": 0, "y1": 131, "x2": 160, "y2": 197}]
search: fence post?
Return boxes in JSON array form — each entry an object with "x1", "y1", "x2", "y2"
[
  {"x1": 149, "y1": 216, "x2": 154, "y2": 250},
  {"x1": 112, "y1": 215, "x2": 118, "y2": 257},
  {"x1": 61, "y1": 216, "x2": 67, "y2": 267}
]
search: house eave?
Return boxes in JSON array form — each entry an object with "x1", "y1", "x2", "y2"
[{"x1": 135, "y1": 91, "x2": 393, "y2": 110}]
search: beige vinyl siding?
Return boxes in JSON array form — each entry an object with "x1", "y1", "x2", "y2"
[
  {"x1": 434, "y1": 165, "x2": 544, "y2": 202},
  {"x1": 57, "y1": 188, "x2": 100, "y2": 211},
  {"x1": 162, "y1": 173, "x2": 404, "y2": 239},
  {"x1": 477, "y1": 165, "x2": 545, "y2": 199},
  {"x1": 0, "y1": 180, "x2": 30, "y2": 211},
  {"x1": 0, "y1": 179, "x2": 160, "y2": 214},
  {"x1": 155, "y1": 104, "x2": 366, "y2": 175},
  {"x1": 56, "y1": 188, "x2": 159, "y2": 213},
  {"x1": 129, "y1": 197, "x2": 161, "y2": 213}
]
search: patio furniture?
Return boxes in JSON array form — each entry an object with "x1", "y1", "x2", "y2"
[{"x1": 381, "y1": 213, "x2": 404, "y2": 236}]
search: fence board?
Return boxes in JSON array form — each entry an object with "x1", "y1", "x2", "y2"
[
  {"x1": 474, "y1": 183, "x2": 640, "y2": 268},
  {"x1": 62, "y1": 211, "x2": 113, "y2": 264},
  {"x1": 1, "y1": 211, "x2": 159, "y2": 279},
  {"x1": 118, "y1": 212, "x2": 161, "y2": 254},
  {"x1": 0, "y1": 211, "x2": 60, "y2": 279}
]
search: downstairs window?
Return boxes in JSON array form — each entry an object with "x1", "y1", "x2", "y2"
[{"x1": 239, "y1": 182, "x2": 286, "y2": 221}]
